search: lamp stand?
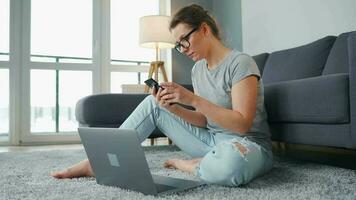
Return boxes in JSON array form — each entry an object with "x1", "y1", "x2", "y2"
[
  {"x1": 144, "y1": 60, "x2": 172, "y2": 145},
  {"x1": 144, "y1": 61, "x2": 168, "y2": 93}
]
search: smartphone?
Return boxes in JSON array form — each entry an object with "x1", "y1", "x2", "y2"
[{"x1": 144, "y1": 78, "x2": 161, "y2": 91}]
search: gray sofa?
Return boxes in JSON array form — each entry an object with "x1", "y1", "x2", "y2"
[{"x1": 76, "y1": 31, "x2": 356, "y2": 150}]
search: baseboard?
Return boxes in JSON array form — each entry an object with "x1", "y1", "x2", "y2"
[{"x1": 272, "y1": 141, "x2": 356, "y2": 169}]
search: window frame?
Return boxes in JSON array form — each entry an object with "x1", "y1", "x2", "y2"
[{"x1": 18, "y1": 0, "x2": 97, "y2": 144}]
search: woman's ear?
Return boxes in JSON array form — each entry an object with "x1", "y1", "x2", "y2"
[{"x1": 199, "y1": 22, "x2": 209, "y2": 36}]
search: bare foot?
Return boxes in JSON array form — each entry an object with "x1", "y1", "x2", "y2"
[
  {"x1": 163, "y1": 158, "x2": 181, "y2": 169},
  {"x1": 51, "y1": 159, "x2": 94, "y2": 179},
  {"x1": 163, "y1": 158, "x2": 202, "y2": 174}
]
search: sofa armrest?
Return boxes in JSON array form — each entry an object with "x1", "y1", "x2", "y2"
[
  {"x1": 264, "y1": 73, "x2": 349, "y2": 123},
  {"x1": 75, "y1": 84, "x2": 194, "y2": 128},
  {"x1": 348, "y1": 32, "x2": 356, "y2": 148},
  {"x1": 75, "y1": 93, "x2": 149, "y2": 126}
]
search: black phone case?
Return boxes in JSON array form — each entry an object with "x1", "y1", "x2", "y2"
[{"x1": 144, "y1": 78, "x2": 160, "y2": 91}]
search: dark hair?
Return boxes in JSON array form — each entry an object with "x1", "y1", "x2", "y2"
[{"x1": 169, "y1": 4, "x2": 220, "y2": 40}]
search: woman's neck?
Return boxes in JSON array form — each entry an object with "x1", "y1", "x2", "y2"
[{"x1": 205, "y1": 39, "x2": 231, "y2": 70}]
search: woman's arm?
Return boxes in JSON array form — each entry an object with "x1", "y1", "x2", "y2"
[
  {"x1": 160, "y1": 76, "x2": 258, "y2": 135},
  {"x1": 192, "y1": 76, "x2": 258, "y2": 134},
  {"x1": 169, "y1": 105, "x2": 207, "y2": 128},
  {"x1": 158, "y1": 75, "x2": 258, "y2": 134},
  {"x1": 153, "y1": 87, "x2": 207, "y2": 128}
]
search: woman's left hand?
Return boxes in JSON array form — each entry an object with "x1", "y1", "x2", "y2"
[{"x1": 159, "y1": 82, "x2": 197, "y2": 106}]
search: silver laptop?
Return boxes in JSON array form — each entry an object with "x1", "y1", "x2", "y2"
[{"x1": 78, "y1": 127, "x2": 206, "y2": 195}]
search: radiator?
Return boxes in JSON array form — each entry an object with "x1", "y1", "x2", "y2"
[{"x1": 121, "y1": 84, "x2": 147, "y2": 94}]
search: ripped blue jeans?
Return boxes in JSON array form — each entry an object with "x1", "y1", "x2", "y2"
[{"x1": 120, "y1": 95, "x2": 273, "y2": 186}]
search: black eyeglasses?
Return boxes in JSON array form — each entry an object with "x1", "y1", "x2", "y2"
[{"x1": 174, "y1": 28, "x2": 198, "y2": 53}]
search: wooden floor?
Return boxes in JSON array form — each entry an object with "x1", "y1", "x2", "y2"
[
  {"x1": 0, "y1": 138, "x2": 170, "y2": 153},
  {"x1": 0, "y1": 144, "x2": 83, "y2": 153}
]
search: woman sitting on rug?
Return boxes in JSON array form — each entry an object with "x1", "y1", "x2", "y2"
[{"x1": 52, "y1": 4, "x2": 273, "y2": 186}]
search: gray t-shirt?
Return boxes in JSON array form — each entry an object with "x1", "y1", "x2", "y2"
[{"x1": 191, "y1": 49, "x2": 272, "y2": 151}]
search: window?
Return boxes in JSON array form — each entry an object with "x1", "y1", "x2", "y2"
[
  {"x1": 0, "y1": 69, "x2": 9, "y2": 141},
  {"x1": 58, "y1": 71, "x2": 92, "y2": 132},
  {"x1": 0, "y1": 0, "x2": 10, "y2": 61},
  {"x1": 30, "y1": 70, "x2": 92, "y2": 133},
  {"x1": 110, "y1": 0, "x2": 158, "y2": 63},
  {"x1": 31, "y1": 0, "x2": 92, "y2": 63},
  {"x1": 0, "y1": 0, "x2": 10, "y2": 143},
  {"x1": 4, "y1": 0, "x2": 169, "y2": 145},
  {"x1": 30, "y1": 70, "x2": 56, "y2": 133},
  {"x1": 110, "y1": 0, "x2": 159, "y2": 93},
  {"x1": 28, "y1": 0, "x2": 93, "y2": 135}
]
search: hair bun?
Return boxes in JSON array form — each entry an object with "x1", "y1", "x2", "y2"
[{"x1": 169, "y1": 4, "x2": 221, "y2": 40}]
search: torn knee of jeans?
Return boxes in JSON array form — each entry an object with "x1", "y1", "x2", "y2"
[{"x1": 233, "y1": 141, "x2": 249, "y2": 156}]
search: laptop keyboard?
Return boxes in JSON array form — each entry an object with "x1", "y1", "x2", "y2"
[{"x1": 155, "y1": 183, "x2": 177, "y2": 192}]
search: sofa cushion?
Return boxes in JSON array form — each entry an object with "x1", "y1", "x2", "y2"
[
  {"x1": 322, "y1": 31, "x2": 355, "y2": 75},
  {"x1": 252, "y1": 53, "x2": 269, "y2": 76},
  {"x1": 264, "y1": 73, "x2": 349, "y2": 124},
  {"x1": 262, "y1": 36, "x2": 336, "y2": 84}
]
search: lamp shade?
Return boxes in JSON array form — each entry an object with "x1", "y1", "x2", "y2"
[{"x1": 139, "y1": 15, "x2": 175, "y2": 49}]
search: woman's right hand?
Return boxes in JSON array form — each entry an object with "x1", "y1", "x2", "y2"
[{"x1": 152, "y1": 87, "x2": 177, "y2": 112}]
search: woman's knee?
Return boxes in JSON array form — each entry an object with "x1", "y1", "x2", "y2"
[
  {"x1": 143, "y1": 94, "x2": 157, "y2": 104},
  {"x1": 140, "y1": 95, "x2": 160, "y2": 111},
  {"x1": 195, "y1": 139, "x2": 265, "y2": 186}
]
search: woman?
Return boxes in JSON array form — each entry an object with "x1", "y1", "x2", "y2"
[{"x1": 52, "y1": 4, "x2": 273, "y2": 186}]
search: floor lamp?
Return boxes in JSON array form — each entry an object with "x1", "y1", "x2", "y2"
[{"x1": 139, "y1": 15, "x2": 175, "y2": 93}]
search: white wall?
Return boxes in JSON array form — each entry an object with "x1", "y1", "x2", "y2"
[
  {"x1": 212, "y1": 0, "x2": 242, "y2": 50},
  {"x1": 241, "y1": 0, "x2": 356, "y2": 55}
]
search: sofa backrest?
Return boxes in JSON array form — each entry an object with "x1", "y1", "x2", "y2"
[
  {"x1": 252, "y1": 53, "x2": 269, "y2": 76},
  {"x1": 322, "y1": 31, "x2": 355, "y2": 75},
  {"x1": 182, "y1": 84, "x2": 194, "y2": 92},
  {"x1": 261, "y1": 36, "x2": 336, "y2": 85}
]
